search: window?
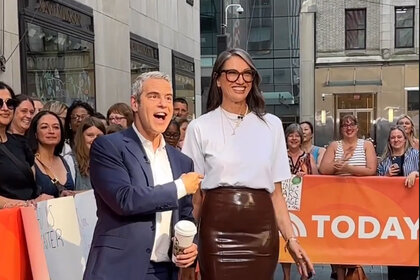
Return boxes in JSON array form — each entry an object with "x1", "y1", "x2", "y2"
[
  {"x1": 172, "y1": 52, "x2": 195, "y2": 118},
  {"x1": 24, "y1": 22, "x2": 95, "y2": 106},
  {"x1": 407, "y1": 90, "x2": 419, "y2": 137},
  {"x1": 345, "y1": 9, "x2": 366, "y2": 50},
  {"x1": 395, "y1": 7, "x2": 414, "y2": 48},
  {"x1": 20, "y1": 0, "x2": 95, "y2": 107},
  {"x1": 130, "y1": 34, "x2": 159, "y2": 84}
]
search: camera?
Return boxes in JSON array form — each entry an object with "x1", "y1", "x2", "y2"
[{"x1": 236, "y1": 6, "x2": 244, "y2": 14}]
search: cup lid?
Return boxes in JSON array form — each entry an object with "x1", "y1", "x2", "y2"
[{"x1": 175, "y1": 220, "x2": 197, "y2": 236}]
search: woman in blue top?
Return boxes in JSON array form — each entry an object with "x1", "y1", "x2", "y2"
[
  {"x1": 377, "y1": 125, "x2": 419, "y2": 280},
  {"x1": 28, "y1": 111, "x2": 75, "y2": 197}
]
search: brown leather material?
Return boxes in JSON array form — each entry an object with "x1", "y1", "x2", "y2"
[{"x1": 198, "y1": 187, "x2": 279, "y2": 280}]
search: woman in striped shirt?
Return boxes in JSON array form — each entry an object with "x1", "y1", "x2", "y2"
[
  {"x1": 319, "y1": 114, "x2": 377, "y2": 176},
  {"x1": 319, "y1": 114, "x2": 377, "y2": 280},
  {"x1": 377, "y1": 125, "x2": 419, "y2": 279}
]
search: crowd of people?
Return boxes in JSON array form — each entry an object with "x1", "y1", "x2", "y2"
[
  {"x1": 0, "y1": 81, "x2": 145, "y2": 207},
  {"x1": 0, "y1": 46, "x2": 418, "y2": 280}
]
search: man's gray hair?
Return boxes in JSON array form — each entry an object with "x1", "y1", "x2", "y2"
[{"x1": 131, "y1": 71, "x2": 171, "y2": 101}]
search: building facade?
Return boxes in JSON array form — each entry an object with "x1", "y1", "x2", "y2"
[
  {"x1": 300, "y1": 0, "x2": 419, "y2": 153},
  {"x1": 0, "y1": 0, "x2": 201, "y2": 117},
  {"x1": 201, "y1": 0, "x2": 303, "y2": 127}
]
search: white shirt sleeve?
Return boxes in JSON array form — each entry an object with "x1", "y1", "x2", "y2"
[
  {"x1": 182, "y1": 120, "x2": 205, "y2": 175},
  {"x1": 270, "y1": 116, "x2": 292, "y2": 182},
  {"x1": 175, "y1": 178, "x2": 187, "y2": 199}
]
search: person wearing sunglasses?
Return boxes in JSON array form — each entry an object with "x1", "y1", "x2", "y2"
[
  {"x1": 0, "y1": 82, "x2": 51, "y2": 209},
  {"x1": 182, "y1": 48, "x2": 314, "y2": 279}
]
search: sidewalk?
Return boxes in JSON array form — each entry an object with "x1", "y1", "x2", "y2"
[{"x1": 274, "y1": 264, "x2": 407, "y2": 280}]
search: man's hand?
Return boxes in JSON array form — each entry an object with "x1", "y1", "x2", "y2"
[
  {"x1": 181, "y1": 172, "x2": 204, "y2": 194},
  {"x1": 174, "y1": 243, "x2": 198, "y2": 268}
]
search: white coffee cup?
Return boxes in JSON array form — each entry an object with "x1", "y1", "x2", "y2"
[{"x1": 172, "y1": 220, "x2": 197, "y2": 262}]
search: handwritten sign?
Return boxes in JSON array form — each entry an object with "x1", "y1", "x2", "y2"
[
  {"x1": 36, "y1": 196, "x2": 84, "y2": 280},
  {"x1": 281, "y1": 175, "x2": 303, "y2": 211},
  {"x1": 74, "y1": 190, "x2": 97, "y2": 263}
]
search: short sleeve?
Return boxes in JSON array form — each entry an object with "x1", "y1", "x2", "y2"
[
  {"x1": 182, "y1": 120, "x2": 205, "y2": 175},
  {"x1": 269, "y1": 116, "x2": 291, "y2": 182}
]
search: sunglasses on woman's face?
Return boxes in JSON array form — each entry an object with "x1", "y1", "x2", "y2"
[{"x1": 0, "y1": 98, "x2": 16, "y2": 110}]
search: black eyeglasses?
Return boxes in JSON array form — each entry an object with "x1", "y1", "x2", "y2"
[
  {"x1": 70, "y1": 114, "x2": 88, "y2": 121},
  {"x1": 220, "y1": 69, "x2": 256, "y2": 83},
  {"x1": 0, "y1": 98, "x2": 16, "y2": 110},
  {"x1": 163, "y1": 132, "x2": 180, "y2": 139}
]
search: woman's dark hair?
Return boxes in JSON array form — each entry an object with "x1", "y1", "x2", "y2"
[
  {"x1": 206, "y1": 48, "x2": 266, "y2": 119},
  {"x1": 299, "y1": 121, "x2": 314, "y2": 134},
  {"x1": 15, "y1": 94, "x2": 35, "y2": 108},
  {"x1": 27, "y1": 111, "x2": 65, "y2": 156},
  {"x1": 166, "y1": 119, "x2": 180, "y2": 132},
  {"x1": 64, "y1": 100, "x2": 95, "y2": 144},
  {"x1": 0, "y1": 81, "x2": 16, "y2": 99},
  {"x1": 93, "y1": 111, "x2": 106, "y2": 121}
]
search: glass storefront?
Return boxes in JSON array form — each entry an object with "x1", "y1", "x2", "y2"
[
  {"x1": 200, "y1": 0, "x2": 301, "y2": 119},
  {"x1": 19, "y1": 0, "x2": 95, "y2": 107},
  {"x1": 172, "y1": 52, "x2": 195, "y2": 119},
  {"x1": 130, "y1": 34, "x2": 159, "y2": 84}
]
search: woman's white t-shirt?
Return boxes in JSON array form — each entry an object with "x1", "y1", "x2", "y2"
[{"x1": 182, "y1": 107, "x2": 291, "y2": 193}]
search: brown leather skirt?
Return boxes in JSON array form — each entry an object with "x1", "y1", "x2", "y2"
[{"x1": 199, "y1": 187, "x2": 279, "y2": 280}]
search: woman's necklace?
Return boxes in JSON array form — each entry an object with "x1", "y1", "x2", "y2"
[
  {"x1": 35, "y1": 153, "x2": 55, "y2": 171},
  {"x1": 220, "y1": 105, "x2": 248, "y2": 136}
]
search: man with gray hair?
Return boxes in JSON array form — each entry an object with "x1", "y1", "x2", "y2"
[{"x1": 84, "y1": 71, "x2": 202, "y2": 280}]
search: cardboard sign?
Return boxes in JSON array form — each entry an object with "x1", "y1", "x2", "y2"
[
  {"x1": 74, "y1": 190, "x2": 97, "y2": 263},
  {"x1": 36, "y1": 197, "x2": 84, "y2": 280}
]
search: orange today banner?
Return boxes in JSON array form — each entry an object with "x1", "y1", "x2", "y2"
[{"x1": 279, "y1": 175, "x2": 419, "y2": 266}]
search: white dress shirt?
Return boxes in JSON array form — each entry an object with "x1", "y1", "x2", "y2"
[{"x1": 132, "y1": 125, "x2": 186, "y2": 262}]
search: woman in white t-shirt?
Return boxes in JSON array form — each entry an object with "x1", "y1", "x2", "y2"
[{"x1": 182, "y1": 48, "x2": 314, "y2": 280}]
